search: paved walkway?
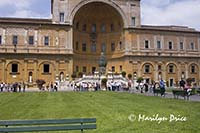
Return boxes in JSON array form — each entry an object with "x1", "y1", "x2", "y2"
[{"x1": 10, "y1": 87, "x2": 200, "y2": 102}]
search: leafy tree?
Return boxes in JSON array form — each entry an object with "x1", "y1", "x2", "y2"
[
  {"x1": 121, "y1": 71, "x2": 126, "y2": 78},
  {"x1": 128, "y1": 74, "x2": 132, "y2": 80}
]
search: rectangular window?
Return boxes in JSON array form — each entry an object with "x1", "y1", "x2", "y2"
[
  {"x1": 44, "y1": 36, "x2": 49, "y2": 46},
  {"x1": 76, "y1": 22, "x2": 79, "y2": 30},
  {"x1": 101, "y1": 42, "x2": 106, "y2": 53},
  {"x1": 169, "y1": 41, "x2": 173, "y2": 50},
  {"x1": 191, "y1": 66, "x2": 195, "y2": 73},
  {"x1": 13, "y1": 35, "x2": 18, "y2": 45},
  {"x1": 92, "y1": 67, "x2": 96, "y2": 73},
  {"x1": 0, "y1": 35, "x2": 2, "y2": 44},
  {"x1": 91, "y1": 43, "x2": 96, "y2": 53},
  {"x1": 131, "y1": 17, "x2": 136, "y2": 26},
  {"x1": 76, "y1": 66, "x2": 79, "y2": 72},
  {"x1": 169, "y1": 65, "x2": 174, "y2": 73},
  {"x1": 82, "y1": 24, "x2": 87, "y2": 32},
  {"x1": 75, "y1": 41, "x2": 79, "y2": 50},
  {"x1": 145, "y1": 40, "x2": 149, "y2": 49},
  {"x1": 180, "y1": 42, "x2": 184, "y2": 50},
  {"x1": 101, "y1": 24, "x2": 106, "y2": 32},
  {"x1": 29, "y1": 36, "x2": 34, "y2": 45},
  {"x1": 190, "y1": 42, "x2": 194, "y2": 50},
  {"x1": 43, "y1": 64, "x2": 50, "y2": 73},
  {"x1": 12, "y1": 64, "x2": 18, "y2": 73},
  {"x1": 59, "y1": 12, "x2": 65, "y2": 22},
  {"x1": 83, "y1": 66, "x2": 87, "y2": 73},
  {"x1": 82, "y1": 43, "x2": 87, "y2": 52},
  {"x1": 111, "y1": 42, "x2": 115, "y2": 51},
  {"x1": 157, "y1": 41, "x2": 161, "y2": 49},
  {"x1": 110, "y1": 24, "x2": 114, "y2": 32},
  {"x1": 145, "y1": 65, "x2": 150, "y2": 73},
  {"x1": 92, "y1": 24, "x2": 96, "y2": 33}
]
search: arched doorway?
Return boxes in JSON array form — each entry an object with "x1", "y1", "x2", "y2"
[{"x1": 73, "y1": 2, "x2": 124, "y2": 74}]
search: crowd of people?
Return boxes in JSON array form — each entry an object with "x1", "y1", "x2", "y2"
[{"x1": 0, "y1": 82, "x2": 26, "y2": 92}]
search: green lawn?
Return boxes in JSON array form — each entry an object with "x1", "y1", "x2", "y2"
[{"x1": 0, "y1": 92, "x2": 199, "y2": 133}]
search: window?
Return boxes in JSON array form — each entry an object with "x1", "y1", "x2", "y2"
[
  {"x1": 92, "y1": 24, "x2": 96, "y2": 33},
  {"x1": 157, "y1": 41, "x2": 161, "y2": 49},
  {"x1": 145, "y1": 40, "x2": 149, "y2": 49},
  {"x1": 111, "y1": 42, "x2": 115, "y2": 51},
  {"x1": 158, "y1": 65, "x2": 162, "y2": 70},
  {"x1": 76, "y1": 22, "x2": 79, "y2": 30},
  {"x1": 110, "y1": 24, "x2": 114, "y2": 32},
  {"x1": 83, "y1": 66, "x2": 87, "y2": 73},
  {"x1": 82, "y1": 43, "x2": 86, "y2": 52},
  {"x1": 91, "y1": 43, "x2": 96, "y2": 53},
  {"x1": 169, "y1": 65, "x2": 174, "y2": 73},
  {"x1": 101, "y1": 24, "x2": 106, "y2": 32},
  {"x1": 169, "y1": 41, "x2": 173, "y2": 49},
  {"x1": 131, "y1": 17, "x2": 136, "y2": 26},
  {"x1": 191, "y1": 65, "x2": 195, "y2": 73},
  {"x1": 190, "y1": 42, "x2": 194, "y2": 50},
  {"x1": 76, "y1": 66, "x2": 79, "y2": 72},
  {"x1": 12, "y1": 64, "x2": 18, "y2": 73},
  {"x1": 43, "y1": 64, "x2": 50, "y2": 73},
  {"x1": 82, "y1": 24, "x2": 87, "y2": 32},
  {"x1": 145, "y1": 65, "x2": 150, "y2": 73},
  {"x1": 180, "y1": 42, "x2": 184, "y2": 50},
  {"x1": 0, "y1": 35, "x2": 2, "y2": 44},
  {"x1": 44, "y1": 36, "x2": 49, "y2": 46},
  {"x1": 29, "y1": 36, "x2": 34, "y2": 45},
  {"x1": 111, "y1": 66, "x2": 115, "y2": 72},
  {"x1": 59, "y1": 12, "x2": 65, "y2": 22},
  {"x1": 13, "y1": 35, "x2": 18, "y2": 45},
  {"x1": 75, "y1": 41, "x2": 79, "y2": 50},
  {"x1": 92, "y1": 67, "x2": 96, "y2": 73},
  {"x1": 101, "y1": 42, "x2": 106, "y2": 53}
]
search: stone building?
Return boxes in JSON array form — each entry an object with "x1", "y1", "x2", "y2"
[{"x1": 0, "y1": 0, "x2": 200, "y2": 87}]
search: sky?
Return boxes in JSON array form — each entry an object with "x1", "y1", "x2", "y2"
[{"x1": 0, "y1": 0, "x2": 199, "y2": 30}]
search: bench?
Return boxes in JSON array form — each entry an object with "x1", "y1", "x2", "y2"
[
  {"x1": 197, "y1": 90, "x2": 200, "y2": 95},
  {"x1": 153, "y1": 88, "x2": 165, "y2": 97},
  {"x1": 172, "y1": 90, "x2": 190, "y2": 100},
  {"x1": 0, "y1": 118, "x2": 96, "y2": 132}
]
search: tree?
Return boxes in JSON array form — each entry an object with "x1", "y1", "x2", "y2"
[
  {"x1": 128, "y1": 74, "x2": 132, "y2": 80},
  {"x1": 101, "y1": 78, "x2": 108, "y2": 90},
  {"x1": 36, "y1": 79, "x2": 46, "y2": 90},
  {"x1": 121, "y1": 71, "x2": 126, "y2": 78}
]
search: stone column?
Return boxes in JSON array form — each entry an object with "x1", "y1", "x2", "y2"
[
  {"x1": 34, "y1": 30, "x2": 38, "y2": 45},
  {"x1": 34, "y1": 60, "x2": 38, "y2": 82},
  {"x1": 137, "y1": 34, "x2": 140, "y2": 51},
  {"x1": 154, "y1": 64, "x2": 158, "y2": 81},
  {"x1": 24, "y1": 60, "x2": 28, "y2": 82},
  {"x1": 2, "y1": 59, "x2": 6, "y2": 82},
  {"x1": 185, "y1": 63, "x2": 189, "y2": 79}
]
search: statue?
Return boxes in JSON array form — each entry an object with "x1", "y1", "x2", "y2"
[{"x1": 99, "y1": 52, "x2": 107, "y2": 74}]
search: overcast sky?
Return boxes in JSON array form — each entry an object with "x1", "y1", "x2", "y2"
[{"x1": 0, "y1": 0, "x2": 199, "y2": 30}]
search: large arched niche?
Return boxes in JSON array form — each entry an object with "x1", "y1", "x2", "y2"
[{"x1": 72, "y1": 1, "x2": 125, "y2": 74}]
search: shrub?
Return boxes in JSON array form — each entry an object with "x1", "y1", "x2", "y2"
[
  {"x1": 137, "y1": 77, "x2": 144, "y2": 83},
  {"x1": 71, "y1": 72, "x2": 77, "y2": 79}
]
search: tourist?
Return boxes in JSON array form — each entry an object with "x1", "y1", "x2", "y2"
[
  {"x1": 159, "y1": 79, "x2": 165, "y2": 96},
  {"x1": 179, "y1": 78, "x2": 186, "y2": 90}
]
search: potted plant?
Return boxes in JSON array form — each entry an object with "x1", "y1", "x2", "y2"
[
  {"x1": 128, "y1": 74, "x2": 132, "y2": 80},
  {"x1": 101, "y1": 78, "x2": 108, "y2": 91},
  {"x1": 121, "y1": 71, "x2": 126, "y2": 78}
]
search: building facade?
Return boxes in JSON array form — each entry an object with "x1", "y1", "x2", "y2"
[{"x1": 0, "y1": 0, "x2": 200, "y2": 87}]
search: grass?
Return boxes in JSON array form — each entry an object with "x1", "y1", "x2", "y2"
[{"x1": 0, "y1": 91, "x2": 200, "y2": 133}]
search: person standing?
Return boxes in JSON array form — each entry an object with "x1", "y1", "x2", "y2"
[{"x1": 159, "y1": 79, "x2": 165, "y2": 96}]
